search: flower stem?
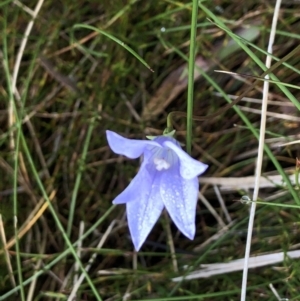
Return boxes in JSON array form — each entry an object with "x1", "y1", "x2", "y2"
[
  {"x1": 186, "y1": 0, "x2": 198, "y2": 154},
  {"x1": 166, "y1": 112, "x2": 174, "y2": 133}
]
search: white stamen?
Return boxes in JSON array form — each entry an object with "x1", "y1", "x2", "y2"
[{"x1": 153, "y1": 157, "x2": 170, "y2": 171}]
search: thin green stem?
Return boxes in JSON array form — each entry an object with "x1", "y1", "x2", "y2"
[
  {"x1": 295, "y1": 161, "x2": 300, "y2": 191},
  {"x1": 186, "y1": 0, "x2": 198, "y2": 154},
  {"x1": 166, "y1": 112, "x2": 174, "y2": 132},
  {"x1": 67, "y1": 116, "x2": 96, "y2": 238},
  {"x1": 254, "y1": 200, "x2": 300, "y2": 209},
  {"x1": 13, "y1": 118, "x2": 25, "y2": 301},
  {"x1": 2, "y1": 5, "x2": 25, "y2": 300},
  {"x1": 72, "y1": 24, "x2": 153, "y2": 72}
]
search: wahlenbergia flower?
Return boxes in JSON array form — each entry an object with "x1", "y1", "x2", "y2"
[{"x1": 106, "y1": 130, "x2": 208, "y2": 251}]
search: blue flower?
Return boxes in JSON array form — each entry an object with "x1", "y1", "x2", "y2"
[{"x1": 106, "y1": 130, "x2": 208, "y2": 251}]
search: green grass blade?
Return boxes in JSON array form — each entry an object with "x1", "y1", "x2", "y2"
[
  {"x1": 186, "y1": 0, "x2": 199, "y2": 154},
  {"x1": 2, "y1": 5, "x2": 25, "y2": 300},
  {"x1": 72, "y1": 24, "x2": 153, "y2": 72},
  {"x1": 67, "y1": 116, "x2": 96, "y2": 238}
]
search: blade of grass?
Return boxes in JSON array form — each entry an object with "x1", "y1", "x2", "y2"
[
  {"x1": 0, "y1": 215, "x2": 16, "y2": 288},
  {"x1": 186, "y1": 0, "x2": 198, "y2": 154},
  {"x1": 67, "y1": 116, "x2": 96, "y2": 238},
  {"x1": 228, "y1": 37, "x2": 300, "y2": 77},
  {"x1": 13, "y1": 114, "x2": 25, "y2": 301},
  {"x1": 67, "y1": 220, "x2": 116, "y2": 300},
  {"x1": 2, "y1": 4, "x2": 25, "y2": 299},
  {"x1": 253, "y1": 201, "x2": 300, "y2": 209},
  {"x1": 137, "y1": 3, "x2": 192, "y2": 27},
  {"x1": 214, "y1": 70, "x2": 300, "y2": 90},
  {"x1": 241, "y1": 0, "x2": 282, "y2": 299},
  {"x1": 71, "y1": 24, "x2": 154, "y2": 72}
]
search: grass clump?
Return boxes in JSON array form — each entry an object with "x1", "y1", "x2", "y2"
[{"x1": 1, "y1": 0, "x2": 300, "y2": 300}]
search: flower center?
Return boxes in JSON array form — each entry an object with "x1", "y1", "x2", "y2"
[{"x1": 153, "y1": 157, "x2": 170, "y2": 171}]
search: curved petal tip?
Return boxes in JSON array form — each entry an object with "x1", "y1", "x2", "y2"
[{"x1": 163, "y1": 140, "x2": 208, "y2": 179}]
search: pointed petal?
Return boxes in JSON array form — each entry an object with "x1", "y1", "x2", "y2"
[
  {"x1": 106, "y1": 130, "x2": 161, "y2": 159},
  {"x1": 163, "y1": 141, "x2": 208, "y2": 179},
  {"x1": 112, "y1": 161, "x2": 152, "y2": 204},
  {"x1": 160, "y1": 165, "x2": 199, "y2": 239},
  {"x1": 126, "y1": 167, "x2": 164, "y2": 251}
]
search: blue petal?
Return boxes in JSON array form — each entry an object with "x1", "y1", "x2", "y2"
[
  {"x1": 163, "y1": 141, "x2": 208, "y2": 179},
  {"x1": 126, "y1": 164, "x2": 164, "y2": 251},
  {"x1": 153, "y1": 135, "x2": 181, "y2": 148},
  {"x1": 106, "y1": 130, "x2": 161, "y2": 159},
  {"x1": 160, "y1": 165, "x2": 199, "y2": 239},
  {"x1": 112, "y1": 160, "x2": 152, "y2": 205}
]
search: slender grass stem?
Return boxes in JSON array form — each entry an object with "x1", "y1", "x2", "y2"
[
  {"x1": 2, "y1": 5, "x2": 25, "y2": 299},
  {"x1": 67, "y1": 116, "x2": 96, "y2": 238},
  {"x1": 186, "y1": 0, "x2": 198, "y2": 154},
  {"x1": 13, "y1": 116, "x2": 25, "y2": 301},
  {"x1": 241, "y1": 1, "x2": 282, "y2": 299}
]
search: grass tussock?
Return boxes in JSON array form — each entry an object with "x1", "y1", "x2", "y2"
[{"x1": 1, "y1": 0, "x2": 300, "y2": 300}]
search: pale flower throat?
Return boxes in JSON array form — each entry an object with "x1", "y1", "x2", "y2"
[
  {"x1": 149, "y1": 136, "x2": 180, "y2": 172},
  {"x1": 153, "y1": 157, "x2": 170, "y2": 171},
  {"x1": 152, "y1": 146, "x2": 178, "y2": 171}
]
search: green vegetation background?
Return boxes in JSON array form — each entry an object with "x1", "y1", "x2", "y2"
[{"x1": 1, "y1": 0, "x2": 300, "y2": 300}]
